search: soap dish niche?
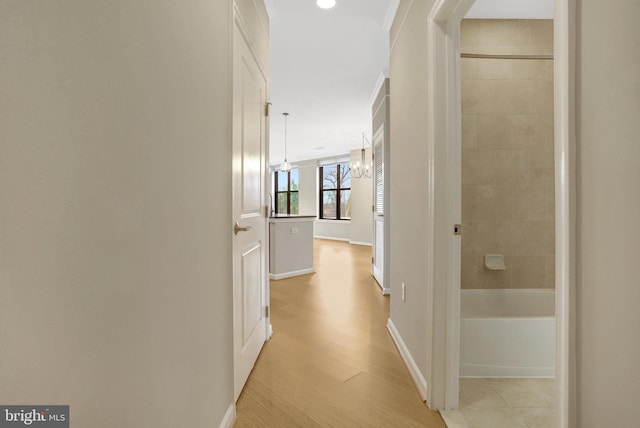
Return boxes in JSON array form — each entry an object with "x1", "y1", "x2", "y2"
[{"x1": 485, "y1": 254, "x2": 506, "y2": 270}]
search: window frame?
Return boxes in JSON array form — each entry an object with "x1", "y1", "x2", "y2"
[
  {"x1": 318, "y1": 163, "x2": 351, "y2": 221},
  {"x1": 274, "y1": 169, "x2": 299, "y2": 215}
]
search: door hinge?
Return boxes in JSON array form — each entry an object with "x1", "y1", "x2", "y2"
[
  {"x1": 265, "y1": 102, "x2": 272, "y2": 117},
  {"x1": 372, "y1": 257, "x2": 374, "y2": 264},
  {"x1": 265, "y1": 205, "x2": 269, "y2": 217},
  {"x1": 372, "y1": 205, "x2": 375, "y2": 212},
  {"x1": 454, "y1": 224, "x2": 462, "y2": 236},
  {"x1": 265, "y1": 306, "x2": 270, "y2": 317}
]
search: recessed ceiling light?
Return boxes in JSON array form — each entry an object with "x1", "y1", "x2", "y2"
[{"x1": 317, "y1": 0, "x2": 336, "y2": 9}]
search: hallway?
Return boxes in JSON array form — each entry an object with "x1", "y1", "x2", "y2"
[{"x1": 234, "y1": 239, "x2": 446, "y2": 427}]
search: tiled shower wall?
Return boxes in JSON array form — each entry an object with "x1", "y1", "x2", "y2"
[{"x1": 461, "y1": 19, "x2": 555, "y2": 290}]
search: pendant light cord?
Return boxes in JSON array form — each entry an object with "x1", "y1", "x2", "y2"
[{"x1": 283, "y1": 112, "x2": 289, "y2": 162}]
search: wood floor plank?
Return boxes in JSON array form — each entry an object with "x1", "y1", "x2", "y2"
[{"x1": 234, "y1": 239, "x2": 446, "y2": 427}]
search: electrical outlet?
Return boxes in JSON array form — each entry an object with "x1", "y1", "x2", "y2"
[
  {"x1": 290, "y1": 227, "x2": 298, "y2": 235},
  {"x1": 401, "y1": 283, "x2": 406, "y2": 302}
]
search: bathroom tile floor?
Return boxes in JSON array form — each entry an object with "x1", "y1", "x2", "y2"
[{"x1": 441, "y1": 378, "x2": 555, "y2": 428}]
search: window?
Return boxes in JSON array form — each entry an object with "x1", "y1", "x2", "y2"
[
  {"x1": 274, "y1": 169, "x2": 299, "y2": 214},
  {"x1": 319, "y1": 164, "x2": 351, "y2": 220}
]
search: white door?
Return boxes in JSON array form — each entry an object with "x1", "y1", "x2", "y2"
[
  {"x1": 232, "y1": 23, "x2": 269, "y2": 401},
  {"x1": 372, "y1": 128, "x2": 386, "y2": 293}
]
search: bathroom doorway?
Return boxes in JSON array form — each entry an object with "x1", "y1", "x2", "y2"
[
  {"x1": 455, "y1": 16, "x2": 556, "y2": 427},
  {"x1": 422, "y1": 0, "x2": 573, "y2": 426}
]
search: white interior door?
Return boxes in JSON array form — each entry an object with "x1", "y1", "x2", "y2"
[
  {"x1": 372, "y1": 128, "x2": 386, "y2": 293},
  {"x1": 232, "y1": 23, "x2": 268, "y2": 401}
]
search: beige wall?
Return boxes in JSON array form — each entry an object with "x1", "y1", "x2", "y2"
[
  {"x1": 575, "y1": 0, "x2": 640, "y2": 425},
  {"x1": 0, "y1": 1, "x2": 238, "y2": 426},
  {"x1": 389, "y1": 0, "x2": 435, "y2": 387},
  {"x1": 461, "y1": 19, "x2": 555, "y2": 290},
  {"x1": 349, "y1": 148, "x2": 373, "y2": 246}
]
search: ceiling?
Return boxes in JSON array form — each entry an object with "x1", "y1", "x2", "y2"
[
  {"x1": 266, "y1": 0, "x2": 394, "y2": 165},
  {"x1": 266, "y1": 0, "x2": 554, "y2": 166}
]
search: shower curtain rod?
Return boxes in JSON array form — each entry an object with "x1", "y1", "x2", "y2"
[{"x1": 461, "y1": 53, "x2": 554, "y2": 60}]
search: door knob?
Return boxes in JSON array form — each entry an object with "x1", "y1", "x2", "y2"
[{"x1": 234, "y1": 222, "x2": 252, "y2": 235}]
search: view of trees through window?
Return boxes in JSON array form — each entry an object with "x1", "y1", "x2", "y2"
[
  {"x1": 274, "y1": 169, "x2": 299, "y2": 215},
  {"x1": 319, "y1": 164, "x2": 351, "y2": 220}
]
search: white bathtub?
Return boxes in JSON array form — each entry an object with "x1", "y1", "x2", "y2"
[{"x1": 460, "y1": 289, "x2": 556, "y2": 378}]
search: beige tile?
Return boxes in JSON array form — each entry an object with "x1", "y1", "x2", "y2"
[
  {"x1": 527, "y1": 20, "x2": 554, "y2": 51},
  {"x1": 513, "y1": 407, "x2": 556, "y2": 428},
  {"x1": 476, "y1": 58, "x2": 511, "y2": 80},
  {"x1": 487, "y1": 378, "x2": 555, "y2": 408},
  {"x1": 522, "y1": 220, "x2": 556, "y2": 256},
  {"x1": 461, "y1": 19, "x2": 530, "y2": 47},
  {"x1": 543, "y1": 114, "x2": 554, "y2": 146},
  {"x1": 463, "y1": 149, "x2": 532, "y2": 186},
  {"x1": 529, "y1": 147, "x2": 554, "y2": 173},
  {"x1": 462, "y1": 115, "x2": 478, "y2": 149},
  {"x1": 507, "y1": 183, "x2": 549, "y2": 221},
  {"x1": 529, "y1": 80, "x2": 554, "y2": 114},
  {"x1": 462, "y1": 80, "x2": 497, "y2": 114},
  {"x1": 508, "y1": 256, "x2": 547, "y2": 289},
  {"x1": 494, "y1": 150, "x2": 533, "y2": 185},
  {"x1": 461, "y1": 58, "x2": 478, "y2": 81},
  {"x1": 536, "y1": 378, "x2": 556, "y2": 398},
  {"x1": 528, "y1": 168, "x2": 555, "y2": 189},
  {"x1": 544, "y1": 60, "x2": 554, "y2": 81},
  {"x1": 463, "y1": 185, "x2": 501, "y2": 221},
  {"x1": 461, "y1": 220, "x2": 498, "y2": 256},
  {"x1": 510, "y1": 58, "x2": 547, "y2": 80},
  {"x1": 459, "y1": 407, "x2": 527, "y2": 428},
  {"x1": 440, "y1": 410, "x2": 471, "y2": 428},
  {"x1": 492, "y1": 185, "x2": 519, "y2": 220},
  {"x1": 462, "y1": 149, "x2": 491, "y2": 185},
  {"x1": 459, "y1": 378, "x2": 509, "y2": 408},
  {"x1": 510, "y1": 115, "x2": 548, "y2": 150},
  {"x1": 476, "y1": 255, "x2": 511, "y2": 289},
  {"x1": 496, "y1": 220, "x2": 554, "y2": 256},
  {"x1": 464, "y1": 44, "x2": 551, "y2": 56},
  {"x1": 495, "y1": 80, "x2": 530, "y2": 115},
  {"x1": 545, "y1": 255, "x2": 556, "y2": 289},
  {"x1": 461, "y1": 255, "x2": 479, "y2": 289},
  {"x1": 477, "y1": 115, "x2": 510, "y2": 149},
  {"x1": 466, "y1": 183, "x2": 549, "y2": 222},
  {"x1": 546, "y1": 181, "x2": 555, "y2": 222}
]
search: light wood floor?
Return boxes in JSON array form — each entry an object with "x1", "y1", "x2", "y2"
[{"x1": 234, "y1": 239, "x2": 446, "y2": 427}]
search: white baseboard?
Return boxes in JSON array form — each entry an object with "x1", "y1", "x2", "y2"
[
  {"x1": 373, "y1": 277, "x2": 391, "y2": 295},
  {"x1": 376, "y1": 281, "x2": 391, "y2": 296},
  {"x1": 386, "y1": 319, "x2": 428, "y2": 402},
  {"x1": 218, "y1": 403, "x2": 235, "y2": 428},
  {"x1": 349, "y1": 240, "x2": 373, "y2": 247},
  {"x1": 269, "y1": 268, "x2": 315, "y2": 280}
]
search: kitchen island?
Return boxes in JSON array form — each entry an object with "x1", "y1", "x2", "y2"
[{"x1": 268, "y1": 214, "x2": 315, "y2": 280}]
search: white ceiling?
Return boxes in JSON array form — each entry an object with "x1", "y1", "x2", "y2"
[
  {"x1": 267, "y1": 0, "x2": 393, "y2": 165},
  {"x1": 267, "y1": 0, "x2": 553, "y2": 166}
]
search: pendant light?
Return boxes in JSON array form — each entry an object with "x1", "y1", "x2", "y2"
[
  {"x1": 350, "y1": 132, "x2": 372, "y2": 179},
  {"x1": 280, "y1": 113, "x2": 291, "y2": 173}
]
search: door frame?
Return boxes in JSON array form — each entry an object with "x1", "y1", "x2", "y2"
[
  {"x1": 372, "y1": 124, "x2": 390, "y2": 294},
  {"x1": 427, "y1": 0, "x2": 576, "y2": 425}
]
